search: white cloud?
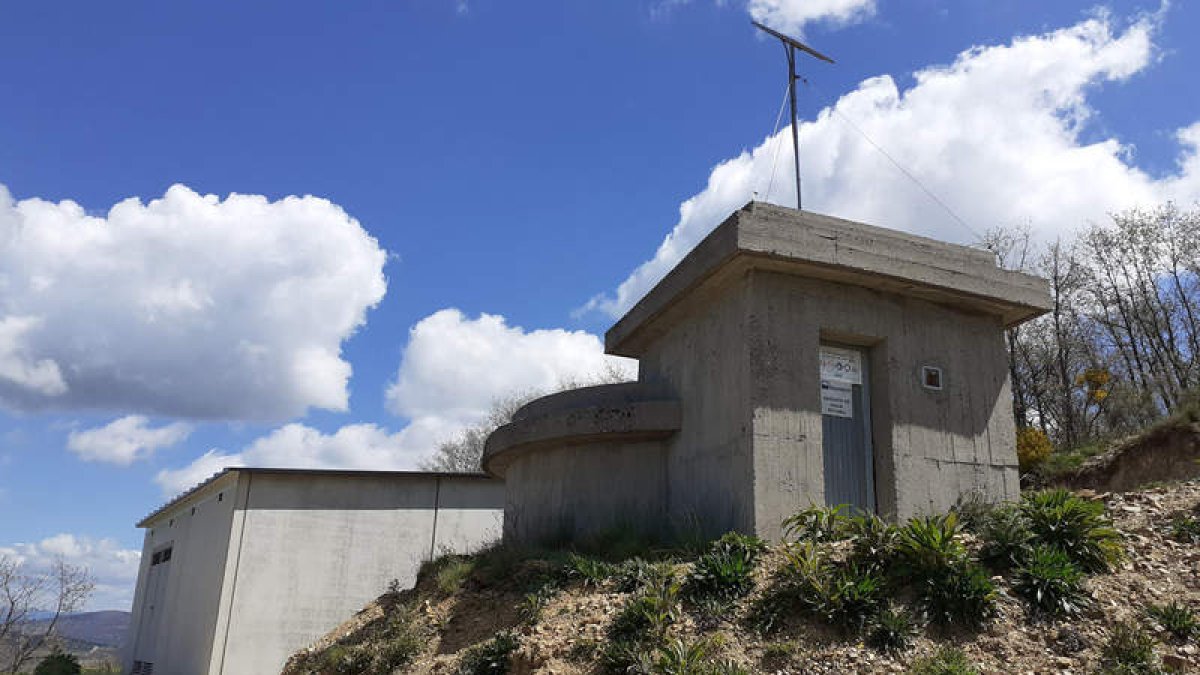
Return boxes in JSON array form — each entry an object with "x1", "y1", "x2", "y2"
[
  {"x1": 748, "y1": 0, "x2": 876, "y2": 35},
  {"x1": 0, "y1": 184, "x2": 387, "y2": 420},
  {"x1": 159, "y1": 308, "x2": 636, "y2": 496},
  {"x1": 386, "y1": 309, "x2": 636, "y2": 428},
  {"x1": 153, "y1": 422, "x2": 433, "y2": 496},
  {"x1": 582, "y1": 11, "x2": 1199, "y2": 318},
  {"x1": 67, "y1": 416, "x2": 191, "y2": 465},
  {"x1": 0, "y1": 534, "x2": 141, "y2": 611},
  {"x1": 0, "y1": 316, "x2": 67, "y2": 396}
]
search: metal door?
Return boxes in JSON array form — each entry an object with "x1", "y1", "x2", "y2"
[{"x1": 819, "y1": 344, "x2": 875, "y2": 513}]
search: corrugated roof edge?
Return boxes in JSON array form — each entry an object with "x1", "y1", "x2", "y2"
[{"x1": 136, "y1": 467, "x2": 495, "y2": 528}]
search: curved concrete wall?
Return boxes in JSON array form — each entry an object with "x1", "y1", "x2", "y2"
[{"x1": 484, "y1": 383, "x2": 680, "y2": 542}]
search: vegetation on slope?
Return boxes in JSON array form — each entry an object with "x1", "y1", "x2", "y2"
[{"x1": 286, "y1": 477, "x2": 1200, "y2": 675}]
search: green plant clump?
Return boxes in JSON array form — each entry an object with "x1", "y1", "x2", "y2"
[
  {"x1": 913, "y1": 558, "x2": 997, "y2": 627},
  {"x1": 568, "y1": 553, "x2": 617, "y2": 587},
  {"x1": 609, "y1": 575, "x2": 682, "y2": 645},
  {"x1": 684, "y1": 532, "x2": 766, "y2": 602},
  {"x1": 431, "y1": 555, "x2": 477, "y2": 594},
  {"x1": 1020, "y1": 489, "x2": 1122, "y2": 573},
  {"x1": 458, "y1": 630, "x2": 520, "y2": 675},
  {"x1": 976, "y1": 505, "x2": 1034, "y2": 571},
  {"x1": 782, "y1": 504, "x2": 849, "y2": 543},
  {"x1": 616, "y1": 558, "x2": 677, "y2": 593},
  {"x1": 1145, "y1": 601, "x2": 1199, "y2": 642},
  {"x1": 867, "y1": 606, "x2": 918, "y2": 654},
  {"x1": 907, "y1": 646, "x2": 980, "y2": 675},
  {"x1": 35, "y1": 651, "x2": 82, "y2": 675},
  {"x1": 844, "y1": 513, "x2": 901, "y2": 575},
  {"x1": 1012, "y1": 544, "x2": 1089, "y2": 618},
  {"x1": 1098, "y1": 620, "x2": 1160, "y2": 675}
]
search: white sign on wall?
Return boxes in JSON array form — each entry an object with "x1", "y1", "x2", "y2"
[
  {"x1": 819, "y1": 346, "x2": 862, "y2": 385},
  {"x1": 820, "y1": 380, "x2": 854, "y2": 418}
]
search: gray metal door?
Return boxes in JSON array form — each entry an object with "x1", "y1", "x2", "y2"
[{"x1": 819, "y1": 345, "x2": 876, "y2": 513}]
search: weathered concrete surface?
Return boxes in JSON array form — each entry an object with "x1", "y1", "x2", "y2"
[
  {"x1": 745, "y1": 271, "x2": 1020, "y2": 537},
  {"x1": 607, "y1": 202, "x2": 1052, "y2": 358},
  {"x1": 487, "y1": 202, "x2": 1048, "y2": 545},
  {"x1": 484, "y1": 383, "x2": 680, "y2": 542},
  {"x1": 125, "y1": 469, "x2": 504, "y2": 675}
]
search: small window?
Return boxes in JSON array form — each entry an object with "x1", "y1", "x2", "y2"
[
  {"x1": 922, "y1": 366, "x2": 943, "y2": 390},
  {"x1": 190, "y1": 506, "x2": 196, "y2": 515},
  {"x1": 218, "y1": 492, "x2": 223, "y2": 502},
  {"x1": 150, "y1": 546, "x2": 173, "y2": 567}
]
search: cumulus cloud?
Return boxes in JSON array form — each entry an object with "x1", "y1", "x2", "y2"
[
  {"x1": 67, "y1": 416, "x2": 191, "y2": 465},
  {"x1": 581, "y1": 11, "x2": 1199, "y2": 318},
  {"x1": 153, "y1": 422, "x2": 434, "y2": 495},
  {"x1": 0, "y1": 534, "x2": 141, "y2": 611},
  {"x1": 385, "y1": 309, "x2": 636, "y2": 428},
  {"x1": 748, "y1": 0, "x2": 876, "y2": 35},
  {"x1": 0, "y1": 184, "x2": 387, "y2": 420},
  {"x1": 158, "y1": 309, "x2": 635, "y2": 496}
]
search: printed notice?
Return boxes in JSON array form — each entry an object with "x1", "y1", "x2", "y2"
[
  {"x1": 820, "y1": 380, "x2": 853, "y2": 418},
  {"x1": 819, "y1": 346, "x2": 862, "y2": 385}
]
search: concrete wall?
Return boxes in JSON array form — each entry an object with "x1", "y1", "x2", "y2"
[
  {"x1": 744, "y1": 271, "x2": 1019, "y2": 538},
  {"x1": 124, "y1": 471, "x2": 503, "y2": 675},
  {"x1": 124, "y1": 473, "x2": 240, "y2": 675},
  {"x1": 502, "y1": 440, "x2": 668, "y2": 542},
  {"x1": 638, "y1": 277, "x2": 756, "y2": 538},
  {"x1": 215, "y1": 473, "x2": 502, "y2": 675}
]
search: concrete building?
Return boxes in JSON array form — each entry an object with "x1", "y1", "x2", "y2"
[
  {"x1": 485, "y1": 203, "x2": 1052, "y2": 542},
  {"x1": 123, "y1": 468, "x2": 503, "y2": 675}
]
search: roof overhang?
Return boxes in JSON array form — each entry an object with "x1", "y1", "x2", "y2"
[{"x1": 606, "y1": 202, "x2": 1052, "y2": 358}]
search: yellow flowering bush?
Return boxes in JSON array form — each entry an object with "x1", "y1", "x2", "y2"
[{"x1": 1016, "y1": 427, "x2": 1053, "y2": 473}]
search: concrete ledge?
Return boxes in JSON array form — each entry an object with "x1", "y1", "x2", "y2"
[
  {"x1": 606, "y1": 202, "x2": 1053, "y2": 357},
  {"x1": 483, "y1": 384, "x2": 681, "y2": 477}
]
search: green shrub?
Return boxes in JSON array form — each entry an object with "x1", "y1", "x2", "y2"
[
  {"x1": 617, "y1": 558, "x2": 677, "y2": 593},
  {"x1": 1021, "y1": 489, "x2": 1122, "y2": 573},
  {"x1": 568, "y1": 553, "x2": 616, "y2": 587},
  {"x1": 782, "y1": 504, "x2": 849, "y2": 542},
  {"x1": 907, "y1": 646, "x2": 980, "y2": 675},
  {"x1": 1169, "y1": 514, "x2": 1200, "y2": 544},
  {"x1": 684, "y1": 532, "x2": 766, "y2": 602},
  {"x1": 895, "y1": 513, "x2": 966, "y2": 581},
  {"x1": 609, "y1": 575, "x2": 682, "y2": 644},
  {"x1": 866, "y1": 606, "x2": 918, "y2": 654},
  {"x1": 952, "y1": 491, "x2": 998, "y2": 534},
  {"x1": 844, "y1": 513, "x2": 901, "y2": 575},
  {"x1": 913, "y1": 558, "x2": 997, "y2": 627},
  {"x1": 34, "y1": 652, "x2": 81, "y2": 675},
  {"x1": 1098, "y1": 621, "x2": 1160, "y2": 674},
  {"x1": 458, "y1": 630, "x2": 520, "y2": 675},
  {"x1": 1145, "y1": 601, "x2": 1199, "y2": 642},
  {"x1": 434, "y1": 555, "x2": 477, "y2": 594},
  {"x1": 977, "y1": 505, "x2": 1034, "y2": 571},
  {"x1": 1012, "y1": 545, "x2": 1089, "y2": 618},
  {"x1": 814, "y1": 563, "x2": 888, "y2": 632}
]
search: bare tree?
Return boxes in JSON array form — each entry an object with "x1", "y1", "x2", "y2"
[
  {"x1": 0, "y1": 554, "x2": 95, "y2": 672},
  {"x1": 422, "y1": 365, "x2": 634, "y2": 473}
]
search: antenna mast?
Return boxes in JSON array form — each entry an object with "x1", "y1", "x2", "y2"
[{"x1": 752, "y1": 20, "x2": 834, "y2": 211}]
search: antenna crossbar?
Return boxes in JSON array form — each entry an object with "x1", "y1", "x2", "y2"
[{"x1": 752, "y1": 20, "x2": 834, "y2": 211}]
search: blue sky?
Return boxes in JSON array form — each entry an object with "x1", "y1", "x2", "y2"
[{"x1": 0, "y1": 0, "x2": 1197, "y2": 609}]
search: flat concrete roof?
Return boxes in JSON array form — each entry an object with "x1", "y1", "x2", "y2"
[
  {"x1": 137, "y1": 467, "x2": 495, "y2": 527},
  {"x1": 606, "y1": 202, "x2": 1052, "y2": 357}
]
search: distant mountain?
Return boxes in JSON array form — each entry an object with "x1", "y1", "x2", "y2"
[{"x1": 19, "y1": 611, "x2": 131, "y2": 648}]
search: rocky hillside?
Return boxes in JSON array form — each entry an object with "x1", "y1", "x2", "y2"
[{"x1": 284, "y1": 471, "x2": 1200, "y2": 675}]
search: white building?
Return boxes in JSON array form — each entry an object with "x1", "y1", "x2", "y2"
[{"x1": 123, "y1": 468, "x2": 504, "y2": 675}]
